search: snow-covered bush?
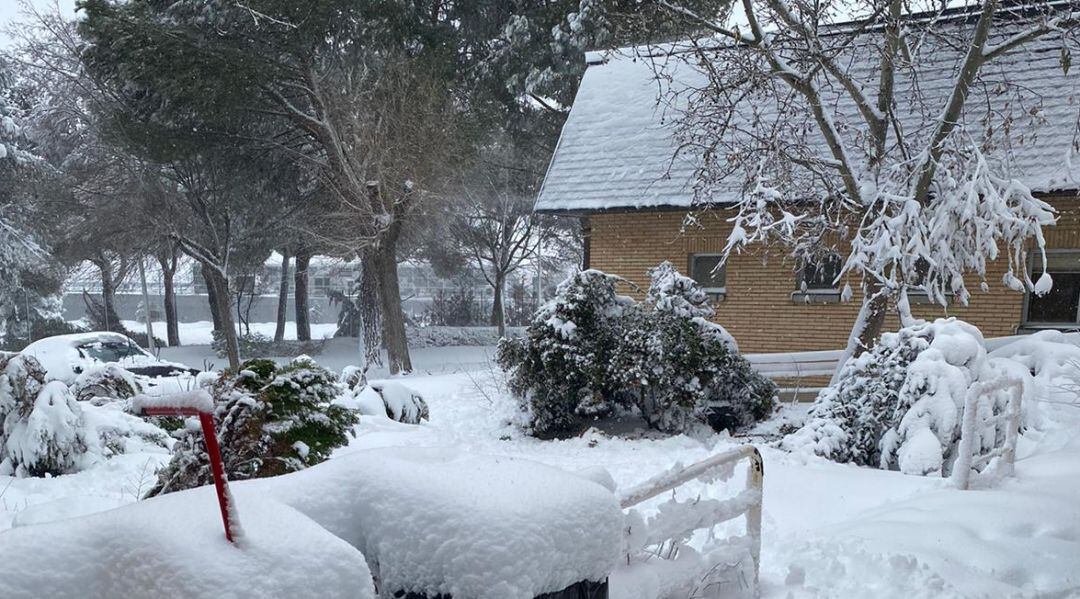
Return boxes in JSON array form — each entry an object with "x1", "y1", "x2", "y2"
[
  {"x1": 499, "y1": 265, "x2": 774, "y2": 438},
  {"x1": 339, "y1": 368, "x2": 431, "y2": 424},
  {"x1": 369, "y1": 381, "x2": 429, "y2": 424},
  {"x1": 0, "y1": 354, "x2": 170, "y2": 477},
  {"x1": 782, "y1": 318, "x2": 1019, "y2": 475},
  {"x1": 615, "y1": 263, "x2": 774, "y2": 433},
  {"x1": 0, "y1": 353, "x2": 86, "y2": 477},
  {"x1": 148, "y1": 356, "x2": 358, "y2": 496},
  {"x1": 70, "y1": 363, "x2": 141, "y2": 404},
  {"x1": 498, "y1": 269, "x2": 634, "y2": 437}
]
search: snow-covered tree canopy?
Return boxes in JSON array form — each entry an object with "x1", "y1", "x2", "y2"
[
  {"x1": 649, "y1": 0, "x2": 1079, "y2": 351},
  {"x1": 0, "y1": 55, "x2": 62, "y2": 340}
]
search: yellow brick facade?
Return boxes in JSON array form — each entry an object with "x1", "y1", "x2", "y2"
[{"x1": 586, "y1": 196, "x2": 1080, "y2": 354}]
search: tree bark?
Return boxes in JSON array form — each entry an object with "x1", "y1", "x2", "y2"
[
  {"x1": 203, "y1": 266, "x2": 224, "y2": 334},
  {"x1": 95, "y1": 261, "x2": 122, "y2": 333},
  {"x1": 206, "y1": 267, "x2": 240, "y2": 371},
  {"x1": 359, "y1": 250, "x2": 383, "y2": 369},
  {"x1": 491, "y1": 272, "x2": 506, "y2": 338},
  {"x1": 157, "y1": 251, "x2": 181, "y2": 347},
  {"x1": 372, "y1": 236, "x2": 412, "y2": 374},
  {"x1": 162, "y1": 269, "x2": 179, "y2": 346},
  {"x1": 831, "y1": 286, "x2": 891, "y2": 385},
  {"x1": 274, "y1": 249, "x2": 291, "y2": 343},
  {"x1": 294, "y1": 250, "x2": 312, "y2": 342}
]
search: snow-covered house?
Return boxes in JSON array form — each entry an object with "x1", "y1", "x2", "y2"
[{"x1": 535, "y1": 20, "x2": 1080, "y2": 354}]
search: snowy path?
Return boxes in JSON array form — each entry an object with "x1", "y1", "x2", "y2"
[{"x1": 1, "y1": 344, "x2": 1078, "y2": 597}]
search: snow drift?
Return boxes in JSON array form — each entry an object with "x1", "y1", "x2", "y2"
[{"x1": 0, "y1": 446, "x2": 623, "y2": 599}]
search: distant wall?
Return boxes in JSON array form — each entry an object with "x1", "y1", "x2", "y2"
[
  {"x1": 63, "y1": 293, "x2": 340, "y2": 324},
  {"x1": 63, "y1": 293, "x2": 436, "y2": 325}
]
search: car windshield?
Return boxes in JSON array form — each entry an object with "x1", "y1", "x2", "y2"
[{"x1": 77, "y1": 339, "x2": 149, "y2": 363}]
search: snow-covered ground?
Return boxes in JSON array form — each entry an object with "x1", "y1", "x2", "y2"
[
  {"x1": 1, "y1": 339, "x2": 1078, "y2": 597},
  {"x1": 120, "y1": 319, "x2": 339, "y2": 346}
]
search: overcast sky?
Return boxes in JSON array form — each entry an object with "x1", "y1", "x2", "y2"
[{"x1": 0, "y1": 0, "x2": 78, "y2": 48}]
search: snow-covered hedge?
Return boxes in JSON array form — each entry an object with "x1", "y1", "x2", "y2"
[
  {"x1": 781, "y1": 318, "x2": 1069, "y2": 476},
  {"x1": 499, "y1": 265, "x2": 776, "y2": 438},
  {"x1": 407, "y1": 325, "x2": 525, "y2": 348},
  {"x1": 148, "y1": 356, "x2": 358, "y2": 496}
]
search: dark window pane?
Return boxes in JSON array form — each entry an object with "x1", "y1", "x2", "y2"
[
  {"x1": 1027, "y1": 273, "x2": 1080, "y2": 323},
  {"x1": 689, "y1": 255, "x2": 725, "y2": 289},
  {"x1": 800, "y1": 254, "x2": 842, "y2": 290}
]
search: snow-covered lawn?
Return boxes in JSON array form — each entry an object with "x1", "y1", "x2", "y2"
[{"x1": 1, "y1": 342, "x2": 1078, "y2": 597}]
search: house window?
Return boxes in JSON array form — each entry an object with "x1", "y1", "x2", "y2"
[
  {"x1": 906, "y1": 258, "x2": 949, "y2": 305},
  {"x1": 793, "y1": 253, "x2": 842, "y2": 303},
  {"x1": 688, "y1": 254, "x2": 726, "y2": 299},
  {"x1": 1025, "y1": 251, "x2": 1080, "y2": 325},
  {"x1": 313, "y1": 276, "x2": 333, "y2": 297}
]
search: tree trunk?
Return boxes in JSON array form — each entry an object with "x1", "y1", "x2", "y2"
[
  {"x1": 294, "y1": 250, "x2": 312, "y2": 342},
  {"x1": 97, "y1": 263, "x2": 121, "y2": 333},
  {"x1": 157, "y1": 252, "x2": 181, "y2": 347},
  {"x1": 206, "y1": 268, "x2": 240, "y2": 371},
  {"x1": 359, "y1": 250, "x2": 383, "y2": 369},
  {"x1": 203, "y1": 266, "x2": 223, "y2": 333},
  {"x1": 274, "y1": 249, "x2": 291, "y2": 343},
  {"x1": 831, "y1": 286, "x2": 891, "y2": 385},
  {"x1": 372, "y1": 237, "x2": 411, "y2": 374},
  {"x1": 491, "y1": 272, "x2": 506, "y2": 338}
]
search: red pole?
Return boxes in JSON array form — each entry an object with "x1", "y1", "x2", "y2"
[
  {"x1": 199, "y1": 411, "x2": 235, "y2": 543},
  {"x1": 140, "y1": 404, "x2": 237, "y2": 544}
]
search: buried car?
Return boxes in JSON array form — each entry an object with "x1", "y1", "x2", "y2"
[{"x1": 21, "y1": 332, "x2": 201, "y2": 396}]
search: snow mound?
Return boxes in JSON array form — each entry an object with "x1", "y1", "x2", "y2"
[
  {"x1": 0, "y1": 446, "x2": 621, "y2": 599},
  {"x1": 265, "y1": 447, "x2": 623, "y2": 598},
  {"x1": 0, "y1": 484, "x2": 375, "y2": 599}
]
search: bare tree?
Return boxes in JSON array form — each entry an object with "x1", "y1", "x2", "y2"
[
  {"x1": 443, "y1": 178, "x2": 548, "y2": 337},
  {"x1": 648, "y1": 0, "x2": 1076, "y2": 375}
]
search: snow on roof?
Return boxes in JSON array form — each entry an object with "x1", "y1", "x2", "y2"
[{"x1": 536, "y1": 20, "x2": 1080, "y2": 214}]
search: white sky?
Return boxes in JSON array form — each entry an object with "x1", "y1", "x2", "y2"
[{"x1": 0, "y1": 0, "x2": 78, "y2": 48}]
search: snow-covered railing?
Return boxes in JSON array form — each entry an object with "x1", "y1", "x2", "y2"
[
  {"x1": 747, "y1": 332, "x2": 1080, "y2": 382},
  {"x1": 952, "y1": 377, "x2": 1024, "y2": 491},
  {"x1": 619, "y1": 446, "x2": 764, "y2": 592},
  {"x1": 745, "y1": 349, "x2": 842, "y2": 379}
]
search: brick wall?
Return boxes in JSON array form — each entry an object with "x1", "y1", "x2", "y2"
[{"x1": 587, "y1": 196, "x2": 1080, "y2": 354}]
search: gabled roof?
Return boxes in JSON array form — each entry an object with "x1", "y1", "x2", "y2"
[{"x1": 535, "y1": 17, "x2": 1080, "y2": 214}]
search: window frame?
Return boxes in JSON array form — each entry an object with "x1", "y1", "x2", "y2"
[
  {"x1": 687, "y1": 253, "x2": 727, "y2": 300},
  {"x1": 1022, "y1": 248, "x2": 1080, "y2": 328}
]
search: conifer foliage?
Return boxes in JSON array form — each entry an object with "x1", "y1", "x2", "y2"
[{"x1": 147, "y1": 357, "x2": 358, "y2": 497}]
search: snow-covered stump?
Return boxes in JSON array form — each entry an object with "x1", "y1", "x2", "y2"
[
  {"x1": 132, "y1": 390, "x2": 240, "y2": 544},
  {"x1": 617, "y1": 446, "x2": 764, "y2": 596},
  {"x1": 952, "y1": 377, "x2": 1024, "y2": 490}
]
